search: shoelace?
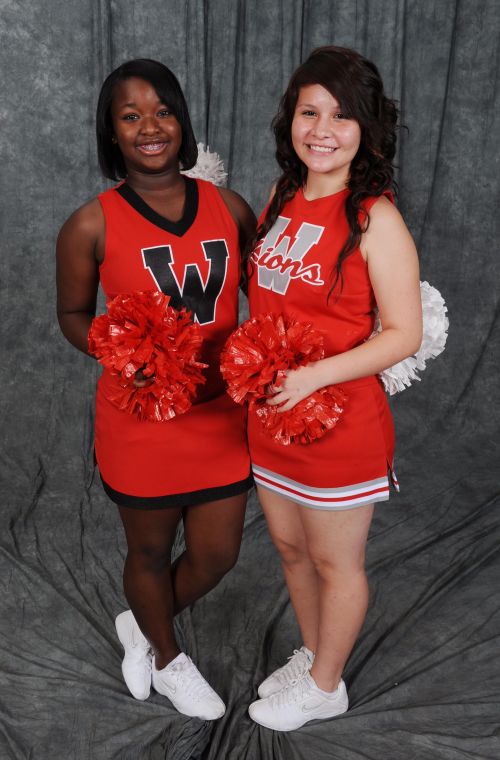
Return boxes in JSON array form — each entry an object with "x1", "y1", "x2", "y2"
[
  {"x1": 269, "y1": 674, "x2": 311, "y2": 708},
  {"x1": 130, "y1": 621, "x2": 150, "y2": 652},
  {"x1": 275, "y1": 649, "x2": 310, "y2": 685},
  {"x1": 169, "y1": 660, "x2": 214, "y2": 702},
  {"x1": 132, "y1": 639, "x2": 150, "y2": 652},
  {"x1": 130, "y1": 630, "x2": 150, "y2": 652},
  {"x1": 127, "y1": 624, "x2": 151, "y2": 665}
]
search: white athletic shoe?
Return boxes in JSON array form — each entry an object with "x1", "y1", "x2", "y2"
[
  {"x1": 249, "y1": 673, "x2": 348, "y2": 731},
  {"x1": 115, "y1": 610, "x2": 152, "y2": 701},
  {"x1": 152, "y1": 653, "x2": 226, "y2": 720},
  {"x1": 258, "y1": 646, "x2": 314, "y2": 698}
]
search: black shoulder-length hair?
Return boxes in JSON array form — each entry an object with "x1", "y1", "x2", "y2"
[
  {"x1": 245, "y1": 46, "x2": 399, "y2": 298},
  {"x1": 96, "y1": 58, "x2": 198, "y2": 180}
]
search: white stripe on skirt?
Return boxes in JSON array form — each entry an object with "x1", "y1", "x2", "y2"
[{"x1": 252, "y1": 464, "x2": 398, "y2": 511}]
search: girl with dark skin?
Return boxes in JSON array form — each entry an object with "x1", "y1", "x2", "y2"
[{"x1": 57, "y1": 60, "x2": 255, "y2": 720}]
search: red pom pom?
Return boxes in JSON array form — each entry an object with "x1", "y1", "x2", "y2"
[
  {"x1": 255, "y1": 385, "x2": 347, "y2": 446},
  {"x1": 220, "y1": 313, "x2": 347, "y2": 445},
  {"x1": 88, "y1": 290, "x2": 207, "y2": 422},
  {"x1": 220, "y1": 313, "x2": 324, "y2": 404}
]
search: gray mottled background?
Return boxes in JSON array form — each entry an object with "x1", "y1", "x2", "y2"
[{"x1": 0, "y1": 1, "x2": 499, "y2": 759}]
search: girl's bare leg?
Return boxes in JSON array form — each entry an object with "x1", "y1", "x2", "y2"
[
  {"x1": 118, "y1": 505, "x2": 183, "y2": 669},
  {"x1": 256, "y1": 486, "x2": 320, "y2": 653},
  {"x1": 171, "y1": 492, "x2": 247, "y2": 614},
  {"x1": 299, "y1": 503, "x2": 374, "y2": 691}
]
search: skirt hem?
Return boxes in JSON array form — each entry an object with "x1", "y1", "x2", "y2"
[{"x1": 101, "y1": 473, "x2": 254, "y2": 509}]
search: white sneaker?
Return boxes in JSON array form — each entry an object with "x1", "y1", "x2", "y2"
[
  {"x1": 115, "y1": 610, "x2": 152, "y2": 701},
  {"x1": 249, "y1": 673, "x2": 348, "y2": 731},
  {"x1": 152, "y1": 653, "x2": 225, "y2": 720},
  {"x1": 258, "y1": 646, "x2": 314, "y2": 698}
]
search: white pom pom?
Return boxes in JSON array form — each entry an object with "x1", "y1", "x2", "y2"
[
  {"x1": 182, "y1": 143, "x2": 227, "y2": 186},
  {"x1": 414, "y1": 281, "x2": 449, "y2": 368},
  {"x1": 374, "y1": 281, "x2": 449, "y2": 395}
]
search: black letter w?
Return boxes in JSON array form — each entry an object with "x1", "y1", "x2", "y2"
[{"x1": 142, "y1": 240, "x2": 229, "y2": 324}]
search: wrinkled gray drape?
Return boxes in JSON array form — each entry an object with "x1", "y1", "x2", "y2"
[{"x1": 1, "y1": 1, "x2": 499, "y2": 758}]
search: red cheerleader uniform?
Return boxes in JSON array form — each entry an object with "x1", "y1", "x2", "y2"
[
  {"x1": 95, "y1": 177, "x2": 252, "y2": 508},
  {"x1": 247, "y1": 187, "x2": 398, "y2": 510}
]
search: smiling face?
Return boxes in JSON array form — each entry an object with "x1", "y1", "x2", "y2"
[
  {"x1": 291, "y1": 84, "x2": 361, "y2": 190},
  {"x1": 110, "y1": 76, "x2": 183, "y2": 177}
]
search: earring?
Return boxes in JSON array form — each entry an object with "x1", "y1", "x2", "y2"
[{"x1": 112, "y1": 136, "x2": 117, "y2": 144}]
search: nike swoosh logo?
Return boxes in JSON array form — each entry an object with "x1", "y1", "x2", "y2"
[
  {"x1": 156, "y1": 679, "x2": 176, "y2": 695},
  {"x1": 301, "y1": 698, "x2": 328, "y2": 713}
]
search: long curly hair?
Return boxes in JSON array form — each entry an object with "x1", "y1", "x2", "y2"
[{"x1": 245, "y1": 46, "x2": 399, "y2": 298}]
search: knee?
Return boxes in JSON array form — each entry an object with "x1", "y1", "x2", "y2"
[
  {"x1": 127, "y1": 544, "x2": 171, "y2": 575},
  {"x1": 309, "y1": 551, "x2": 366, "y2": 581},
  {"x1": 216, "y1": 546, "x2": 240, "y2": 576},
  {"x1": 309, "y1": 554, "x2": 337, "y2": 579},
  {"x1": 273, "y1": 536, "x2": 309, "y2": 569},
  {"x1": 194, "y1": 543, "x2": 241, "y2": 577}
]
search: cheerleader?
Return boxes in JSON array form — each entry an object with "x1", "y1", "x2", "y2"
[
  {"x1": 246, "y1": 46, "x2": 422, "y2": 730},
  {"x1": 56, "y1": 59, "x2": 255, "y2": 719}
]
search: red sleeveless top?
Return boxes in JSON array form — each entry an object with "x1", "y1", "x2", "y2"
[
  {"x1": 94, "y1": 178, "x2": 251, "y2": 504},
  {"x1": 249, "y1": 187, "x2": 381, "y2": 354},
  {"x1": 247, "y1": 188, "x2": 398, "y2": 510}
]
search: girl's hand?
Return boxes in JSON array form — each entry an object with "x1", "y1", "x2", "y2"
[
  {"x1": 133, "y1": 368, "x2": 154, "y2": 388},
  {"x1": 267, "y1": 363, "x2": 325, "y2": 412},
  {"x1": 264, "y1": 198, "x2": 422, "y2": 397}
]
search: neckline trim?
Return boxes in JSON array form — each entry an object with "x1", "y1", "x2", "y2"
[
  {"x1": 299, "y1": 186, "x2": 350, "y2": 203},
  {"x1": 116, "y1": 177, "x2": 198, "y2": 236}
]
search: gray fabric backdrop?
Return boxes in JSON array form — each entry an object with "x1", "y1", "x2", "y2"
[{"x1": 0, "y1": 1, "x2": 499, "y2": 758}]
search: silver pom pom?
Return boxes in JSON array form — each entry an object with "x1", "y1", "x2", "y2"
[
  {"x1": 182, "y1": 143, "x2": 228, "y2": 186},
  {"x1": 375, "y1": 281, "x2": 449, "y2": 395}
]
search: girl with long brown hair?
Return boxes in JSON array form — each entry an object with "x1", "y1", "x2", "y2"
[{"x1": 246, "y1": 46, "x2": 422, "y2": 731}]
